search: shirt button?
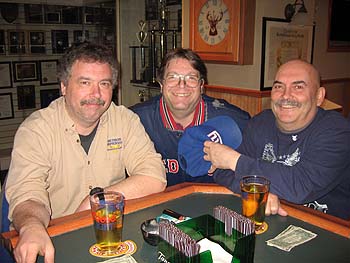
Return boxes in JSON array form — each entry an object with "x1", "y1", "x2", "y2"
[
  {"x1": 76, "y1": 139, "x2": 80, "y2": 143},
  {"x1": 88, "y1": 161, "x2": 91, "y2": 165}
]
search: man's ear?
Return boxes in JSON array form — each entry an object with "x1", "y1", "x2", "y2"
[
  {"x1": 316, "y1": 87, "x2": 326, "y2": 106},
  {"x1": 60, "y1": 82, "x2": 66, "y2": 96}
]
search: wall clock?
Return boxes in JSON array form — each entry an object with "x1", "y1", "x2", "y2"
[{"x1": 190, "y1": 0, "x2": 255, "y2": 64}]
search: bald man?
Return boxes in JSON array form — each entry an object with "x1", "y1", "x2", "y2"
[{"x1": 204, "y1": 60, "x2": 350, "y2": 220}]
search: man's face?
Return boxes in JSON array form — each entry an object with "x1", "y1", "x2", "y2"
[
  {"x1": 161, "y1": 58, "x2": 203, "y2": 117},
  {"x1": 271, "y1": 60, "x2": 324, "y2": 131},
  {"x1": 61, "y1": 60, "x2": 113, "y2": 129}
]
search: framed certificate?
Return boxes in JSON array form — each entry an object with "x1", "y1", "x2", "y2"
[
  {"x1": 260, "y1": 17, "x2": 315, "y2": 90},
  {"x1": 40, "y1": 60, "x2": 58, "y2": 85},
  {"x1": 0, "y1": 62, "x2": 12, "y2": 88},
  {"x1": 0, "y1": 93, "x2": 14, "y2": 120},
  {"x1": 13, "y1": 61, "x2": 39, "y2": 82}
]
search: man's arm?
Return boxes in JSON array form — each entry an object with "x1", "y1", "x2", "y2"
[{"x1": 12, "y1": 200, "x2": 54, "y2": 263}]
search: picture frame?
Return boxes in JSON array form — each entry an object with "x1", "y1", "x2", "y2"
[
  {"x1": 40, "y1": 60, "x2": 58, "y2": 85},
  {"x1": 327, "y1": 0, "x2": 350, "y2": 52},
  {"x1": 17, "y1": 85, "x2": 36, "y2": 110},
  {"x1": 40, "y1": 88, "x2": 60, "y2": 108},
  {"x1": 73, "y1": 30, "x2": 89, "y2": 44},
  {"x1": 84, "y1": 7, "x2": 94, "y2": 24},
  {"x1": 260, "y1": 17, "x2": 315, "y2": 90},
  {"x1": 8, "y1": 30, "x2": 26, "y2": 54},
  {"x1": 13, "y1": 61, "x2": 39, "y2": 82},
  {"x1": 145, "y1": 0, "x2": 158, "y2": 20},
  {"x1": 61, "y1": 6, "x2": 81, "y2": 24},
  {"x1": 29, "y1": 31, "x2": 46, "y2": 54},
  {"x1": 51, "y1": 30, "x2": 68, "y2": 54},
  {"x1": 0, "y1": 30, "x2": 5, "y2": 54},
  {"x1": 45, "y1": 5, "x2": 61, "y2": 24},
  {"x1": 0, "y1": 93, "x2": 14, "y2": 120},
  {"x1": 24, "y1": 4, "x2": 43, "y2": 23},
  {"x1": 0, "y1": 62, "x2": 12, "y2": 88}
]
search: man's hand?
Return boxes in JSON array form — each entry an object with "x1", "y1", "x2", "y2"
[
  {"x1": 14, "y1": 223, "x2": 54, "y2": 263},
  {"x1": 265, "y1": 193, "x2": 288, "y2": 216},
  {"x1": 203, "y1": 141, "x2": 241, "y2": 171}
]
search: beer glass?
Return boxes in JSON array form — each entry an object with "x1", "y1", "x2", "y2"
[
  {"x1": 90, "y1": 191, "x2": 125, "y2": 255},
  {"x1": 240, "y1": 175, "x2": 270, "y2": 234}
]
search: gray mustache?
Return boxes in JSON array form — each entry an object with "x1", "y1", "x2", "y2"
[
  {"x1": 80, "y1": 98, "x2": 105, "y2": 106},
  {"x1": 274, "y1": 99, "x2": 301, "y2": 108}
]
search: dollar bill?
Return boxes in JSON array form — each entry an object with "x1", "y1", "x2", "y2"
[
  {"x1": 266, "y1": 225, "x2": 317, "y2": 252},
  {"x1": 97, "y1": 254, "x2": 138, "y2": 263}
]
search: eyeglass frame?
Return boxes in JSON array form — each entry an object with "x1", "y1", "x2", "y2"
[{"x1": 162, "y1": 73, "x2": 204, "y2": 88}]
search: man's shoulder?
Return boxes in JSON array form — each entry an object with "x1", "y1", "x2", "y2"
[
  {"x1": 21, "y1": 97, "x2": 64, "y2": 128},
  {"x1": 130, "y1": 95, "x2": 160, "y2": 113},
  {"x1": 204, "y1": 95, "x2": 250, "y2": 119},
  {"x1": 313, "y1": 108, "x2": 350, "y2": 131}
]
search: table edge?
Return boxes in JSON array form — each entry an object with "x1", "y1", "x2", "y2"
[{"x1": 1, "y1": 183, "x2": 349, "y2": 251}]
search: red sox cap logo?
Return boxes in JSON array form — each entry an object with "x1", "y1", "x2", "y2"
[{"x1": 207, "y1": 130, "x2": 223, "y2": 144}]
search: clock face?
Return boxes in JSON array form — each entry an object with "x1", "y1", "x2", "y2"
[{"x1": 198, "y1": 0, "x2": 230, "y2": 45}]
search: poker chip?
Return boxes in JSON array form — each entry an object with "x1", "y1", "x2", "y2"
[{"x1": 89, "y1": 240, "x2": 137, "y2": 258}]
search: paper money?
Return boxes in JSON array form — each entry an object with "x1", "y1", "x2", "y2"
[
  {"x1": 266, "y1": 225, "x2": 317, "y2": 252},
  {"x1": 97, "y1": 254, "x2": 138, "y2": 263}
]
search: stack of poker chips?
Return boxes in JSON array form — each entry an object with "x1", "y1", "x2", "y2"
[
  {"x1": 213, "y1": 206, "x2": 255, "y2": 236},
  {"x1": 159, "y1": 220, "x2": 200, "y2": 257}
]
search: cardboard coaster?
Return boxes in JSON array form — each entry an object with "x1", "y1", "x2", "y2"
[
  {"x1": 89, "y1": 240, "x2": 137, "y2": 258},
  {"x1": 255, "y1": 222, "x2": 268, "y2": 235}
]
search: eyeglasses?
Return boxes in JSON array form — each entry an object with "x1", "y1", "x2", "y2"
[{"x1": 164, "y1": 73, "x2": 202, "y2": 88}]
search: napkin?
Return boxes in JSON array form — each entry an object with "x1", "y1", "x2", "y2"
[{"x1": 198, "y1": 238, "x2": 233, "y2": 263}]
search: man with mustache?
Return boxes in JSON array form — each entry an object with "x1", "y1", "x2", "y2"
[
  {"x1": 5, "y1": 43, "x2": 166, "y2": 263},
  {"x1": 204, "y1": 59, "x2": 350, "y2": 220},
  {"x1": 131, "y1": 48, "x2": 250, "y2": 186}
]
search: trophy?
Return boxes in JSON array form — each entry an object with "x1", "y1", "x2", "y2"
[{"x1": 137, "y1": 20, "x2": 148, "y2": 68}]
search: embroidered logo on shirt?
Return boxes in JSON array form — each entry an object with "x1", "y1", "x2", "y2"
[
  {"x1": 107, "y1": 138, "x2": 122, "y2": 151},
  {"x1": 262, "y1": 143, "x2": 300, "y2": 166}
]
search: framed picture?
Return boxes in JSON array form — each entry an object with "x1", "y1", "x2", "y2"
[
  {"x1": 327, "y1": 0, "x2": 350, "y2": 52},
  {"x1": 13, "y1": 61, "x2": 39, "y2": 82},
  {"x1": 51, "y1": 30, "x2": 68, "y2": 54},
  {"x1": 24, "y1": 4, "x2": 43, "y2": 23},
  {"x1": 29, "y1": 31, "x2": 46, "y2": 54},
  {"x1": 145, "y1": 0, "x2": 158, "y2": 20},
  {"x1": 62, "y1": 6, "x2": 81, "y2": 24},
  {"x1": 8, "y1": 30, "x2": 26, "y2": 54},
  {"x1": 0, "y1": 93, "x2": 14, "y2": 120},
  {"x1": 17, "y1": 85, "x2": 36, "y2": 110},
  {"x1": 260, "y1": 17, "x2": 315, "y2": 90},
  {"x1": 45, "y1": 5, "x2": 61, "y2": 24},
  {"x1": 0, "y1": 30, "x2": 5, "y2": 54},
  {"x1": 73, "y1": 30, "x2": 89, "y2": 44},
  {"x1": 0, "y1": 62, "x2": 12, "y2": 88},
  {"x1": 84, "y1": 7, "x2": 94, "y2": 24},
  {"x1": 40, "y1": 88, "x2": 60, "y2": 108},
  {"x1": 40, "y1": 60, "x2": 58, "y2": 85}
]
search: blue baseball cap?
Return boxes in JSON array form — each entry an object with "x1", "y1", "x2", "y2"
[{"x1": 178, "y1": 116, "x2": 242, "y2": 177}]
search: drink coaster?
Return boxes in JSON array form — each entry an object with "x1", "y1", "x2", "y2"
[
  {"x1": 89, "y1": 240, "x2": 137, "y2": 258},
  {"x1": 255, "y1": 222, "x2": 268, "y2": 235}
]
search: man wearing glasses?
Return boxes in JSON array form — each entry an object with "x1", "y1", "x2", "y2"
[{"x1": 131, "y1": 48, "x2": 250, "y2": 186}]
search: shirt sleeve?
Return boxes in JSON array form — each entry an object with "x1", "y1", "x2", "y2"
[{"x1": 5, "y1": 122, "x2": 52, "y2": 221}]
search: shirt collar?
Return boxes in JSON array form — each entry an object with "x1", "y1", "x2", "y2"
[{"x1": 159, "y1": 96, "x2": 205, "y2": 131}]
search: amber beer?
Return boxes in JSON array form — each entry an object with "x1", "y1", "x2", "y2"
[
  {"x1": 240, "y1": 176, "x2": 270, "y2": 233},
  {"x1": 90, "y1": 191, "x2": 125, "y2": 255}
]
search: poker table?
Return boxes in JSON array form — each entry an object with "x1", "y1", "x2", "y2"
[{"x1": 2, "y1": 183, "x2": 350, "y2": 262}]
